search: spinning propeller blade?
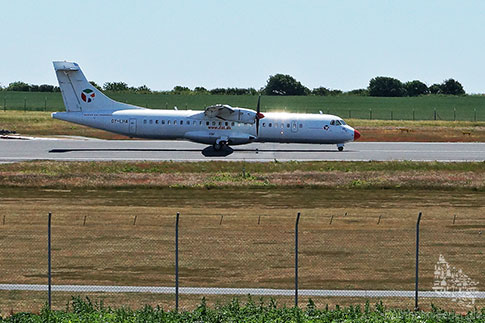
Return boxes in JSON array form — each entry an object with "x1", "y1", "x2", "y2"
[{"x1": 256, "y1": 95, "x2": 264, "y2": 136}]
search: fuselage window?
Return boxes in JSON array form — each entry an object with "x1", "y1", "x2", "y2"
[
  {"x1": 224, "y1": 122, "x2": 228, "y2": 126},
  {"x1": 206, "y1": 121, "x2": 209, "y2": 126},
  {"x1": 218, "y1": 121, "x2": 221, "y2": 126},
  {"x1": 287, "y1": 123, "x2": 290, "y2": 128},
  {"x1": 231, "y1": 122, "x2": 235, "y2": 126},
  {"x1": 269, "y1": 123, "x2": 272, "y2": 127},
  {"x1": 162, "y1": 120, "x2": 165, "y2": 125},
  {"x1": 299, "y1": 123, "x2": 303, "y2": 128},
  {"x1": 155, "y1": 120, "x2": 159, "y2": 124},
  {"x1": 262, "y1": 123, "x2": 266, "y2": 127},
  {"x1": 143, "y1": 119, "x2": 147, "y2": 124},
  {"x1": 212, "y1": 121, "x2": 216, "y2": 126},
  {"x1": 149, "y1": 120, "x2": 153, "y2": 124},
  {"x1": 174, "y1": 120, "x2": 177, "y2": 125},
  {"x1": 292, "y1": 123, "x2": 296, "y2": 129},
  {"x1": 168, "y1": 120, "x2": 171, "y2": 125},
  {"x1": 281, "y1": 123, "x2": 284, "y2": 129},
  {"x1": 193, "y1": 121, "x2": 196, "y2": 125}
]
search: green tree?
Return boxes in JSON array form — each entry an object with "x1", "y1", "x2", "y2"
[
  {"x1": 368, "y1": 76, "x2": 405, "y2": 97},
  {"x1": 346, "y1": 88, "x2": 368, "y2": 96},
  {"x1": 136, "y1": 85, "x2": 151, "y2": 93},
  {"x1": 429, "y1": 83, "x2": 441, "y2": 94},
  {"x1": 89, "y1": 81, "x2": 102, "y2": 91},
  {"x1": 103, "y1": 82, "x2": 128, "y2": 91},
  {"x1": 210, "y1": 88, "x2": 226, "y2": 95},
  {"x1": 312, "y1": 87, "x2": 330, "y2": 96},
  {"x1": 440, "y1": 79, "x2": 465, "y2": 95},
  {"x1": 263, "y1": 74, "x2": 309, "y2": 95},
  {"x1": 39, "y1": 84, "x2": 55, "y2": 92},
  {"x1": 404, "y1": 80, "x2": 429, "y2": 96},
  {"x1": 194, "y1": 86, "x2": 208, "y2": 94},
  {"x1": 172, "y1": 86, "x2": 191, "y2": 94},
  {"x1": 7, "y1": 81, "x2": 31, "y2": 91}
]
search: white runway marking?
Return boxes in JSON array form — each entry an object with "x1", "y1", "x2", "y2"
[{"x1": 0, "y1": 284, "x2": 483, "y2": 299}]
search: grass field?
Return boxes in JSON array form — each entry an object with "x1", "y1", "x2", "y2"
[
  {"x1": 0, "y1": 161, "x2": 483, "y2": 312},
  {"x1": 0, "y1": 160, "x2": 484, "y2": 190},
  {"x1": 2, "y1": 111, "x2": 485, "y2": 141},
  {"x1": 1, "y1": 91, "x2": 485, "y2": 121}
]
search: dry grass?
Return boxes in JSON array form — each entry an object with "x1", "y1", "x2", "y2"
[
  {"x1": 1, "y1": 111, "x2": 485, "y2": 141},
  {"x1": 0, "y1": 187, "x2": 483, "y2": 313},
  {"x1": 0, "y1": 161, "x2": 484, "y2": 190}
]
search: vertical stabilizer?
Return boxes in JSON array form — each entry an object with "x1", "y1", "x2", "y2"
[{"x1": 53, "y1": 61, "x2": 138, "y2": 112}]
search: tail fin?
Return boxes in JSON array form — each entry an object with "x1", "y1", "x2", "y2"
[{"x1": 53, "y1": 61, "x2": 139, "y2": 112}]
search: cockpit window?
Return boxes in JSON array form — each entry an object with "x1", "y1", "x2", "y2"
[
  {"x1": 339, "y1": 119, "x2": 346, "y2": 125},
  {"x1": 335, "y1": 120, "x2": 342, "y2": 126},
  {"x1": 330, "y1": 120, "x2": 335, "y2": 126}
]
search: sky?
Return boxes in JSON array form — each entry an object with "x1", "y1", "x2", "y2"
[{"x1": 1, "y1": 0, "x2": 485, "y2": 93}]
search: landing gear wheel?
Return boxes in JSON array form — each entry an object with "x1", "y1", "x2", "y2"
[
  {"x1": 213, "y1": 141, "x2": 227, "y2": 151},
  {"x1": 337, "y1": 144, "x2": 344, "y2": 152}
]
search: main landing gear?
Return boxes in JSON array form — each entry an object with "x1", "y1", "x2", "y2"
[
  {"x1": 337, "y1": 144, "x2": 344, "y2": 152},
  {"x1": 213, "y1": 140, "x2": 228, "y2": 151}
]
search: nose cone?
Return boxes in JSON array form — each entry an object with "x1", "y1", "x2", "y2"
[{"x1": 354, "y1": 129, "x2": 361, "y2": 141}]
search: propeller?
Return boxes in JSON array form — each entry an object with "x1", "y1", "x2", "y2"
[{"x1": 255, "y1": 95, "x2": 264, "y2": 136}]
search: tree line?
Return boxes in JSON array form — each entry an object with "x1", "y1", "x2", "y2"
[{"x1": 0, "y1": 75, "x2": 467, "y2": 97}]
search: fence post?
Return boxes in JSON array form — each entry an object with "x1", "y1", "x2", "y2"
[
  {"x1": 44, "y1": 97, "x2": 47, "y2": 112},
  {"x1": 413, "y1": 108, "x2": 415, "y2": 121},
  {"x1": 3, "y1": 97, "x2": 5, "y2": 112},
  {"x1": 48, "y1": 212, "x2": 52, "y2": 310},
  {"x1": 474, "y1": 108, "x2": 477, "y2": 122},
  {"x1": 24, "y1": 97, "x2": 26, "y2": 112},
  {"x1": 369, "y1": 108, "x2": 372, "y2": 120},
  {"x1": 433, "y1": 108, "x2": 437, "y2": 121},
  {"x1": 414, "y1": 211, "x2": 422, "y2": 311},
  {"x1": 175, "y1": 212, "x2": 180, "y2": 312},
  {"x1": 453, "y1": 108, "x2": 456, "y2": 121},
  {"x1": 295, "y1": 212, "x2": 301, "y2": 308},
  {"x1": 390, "y1": 111, "x2": 393, "y2": 121},
  {"x1": 348, "y1": 110, "x2": 351, "y2": 118}
]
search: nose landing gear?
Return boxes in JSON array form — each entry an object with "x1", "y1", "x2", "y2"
[{"x1": 337, "y1": 144, "x2": 344, "y2": 152}]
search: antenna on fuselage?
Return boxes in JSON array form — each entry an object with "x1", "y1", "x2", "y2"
[
  {"x1": 174, "y1": 106, "x2": 178, "y2": 110},
  {"x1": 319, "y1": 110, "x2": 323, "y2": 114}
]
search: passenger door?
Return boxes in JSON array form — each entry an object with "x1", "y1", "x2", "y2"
[{"x1": 129, "y1": 118, "x2": 136, "y2": 135}]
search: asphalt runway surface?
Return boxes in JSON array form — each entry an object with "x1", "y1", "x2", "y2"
[{"x1": 1, "y1": 138, "x2": 484, "y2": 162}]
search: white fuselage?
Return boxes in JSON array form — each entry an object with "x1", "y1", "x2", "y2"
[{"x1": 52, "y1": 109, "x2": 356, "y2": 145}]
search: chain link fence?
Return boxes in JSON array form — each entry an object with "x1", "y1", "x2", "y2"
[{"x1": 0, "y1": 210, "x2": 483, "y2": 314}]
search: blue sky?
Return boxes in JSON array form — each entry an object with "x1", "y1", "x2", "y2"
[{"x1": 1, "y1": 0, "x2": 485, "y2": 93}]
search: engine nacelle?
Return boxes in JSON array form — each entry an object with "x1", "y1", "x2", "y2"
[{"x1": 205, "y1": 104, "x2": 257, "y2": 124}]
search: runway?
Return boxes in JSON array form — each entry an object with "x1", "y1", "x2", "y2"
[{"x1": 1, "y1": 138, "x2": 484, "y2": 162}]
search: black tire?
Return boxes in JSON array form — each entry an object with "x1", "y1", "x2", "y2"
[
  {"x1": 213, "y1": 143, "x2": 222, "y2": 151},
  {"x1": 338, "y1": 146, "x2": 344, "y2": 152}
]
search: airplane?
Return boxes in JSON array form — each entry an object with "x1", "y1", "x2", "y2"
[{"x1": 52, "y1": 61, "x2": 360, "y2": 152}]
